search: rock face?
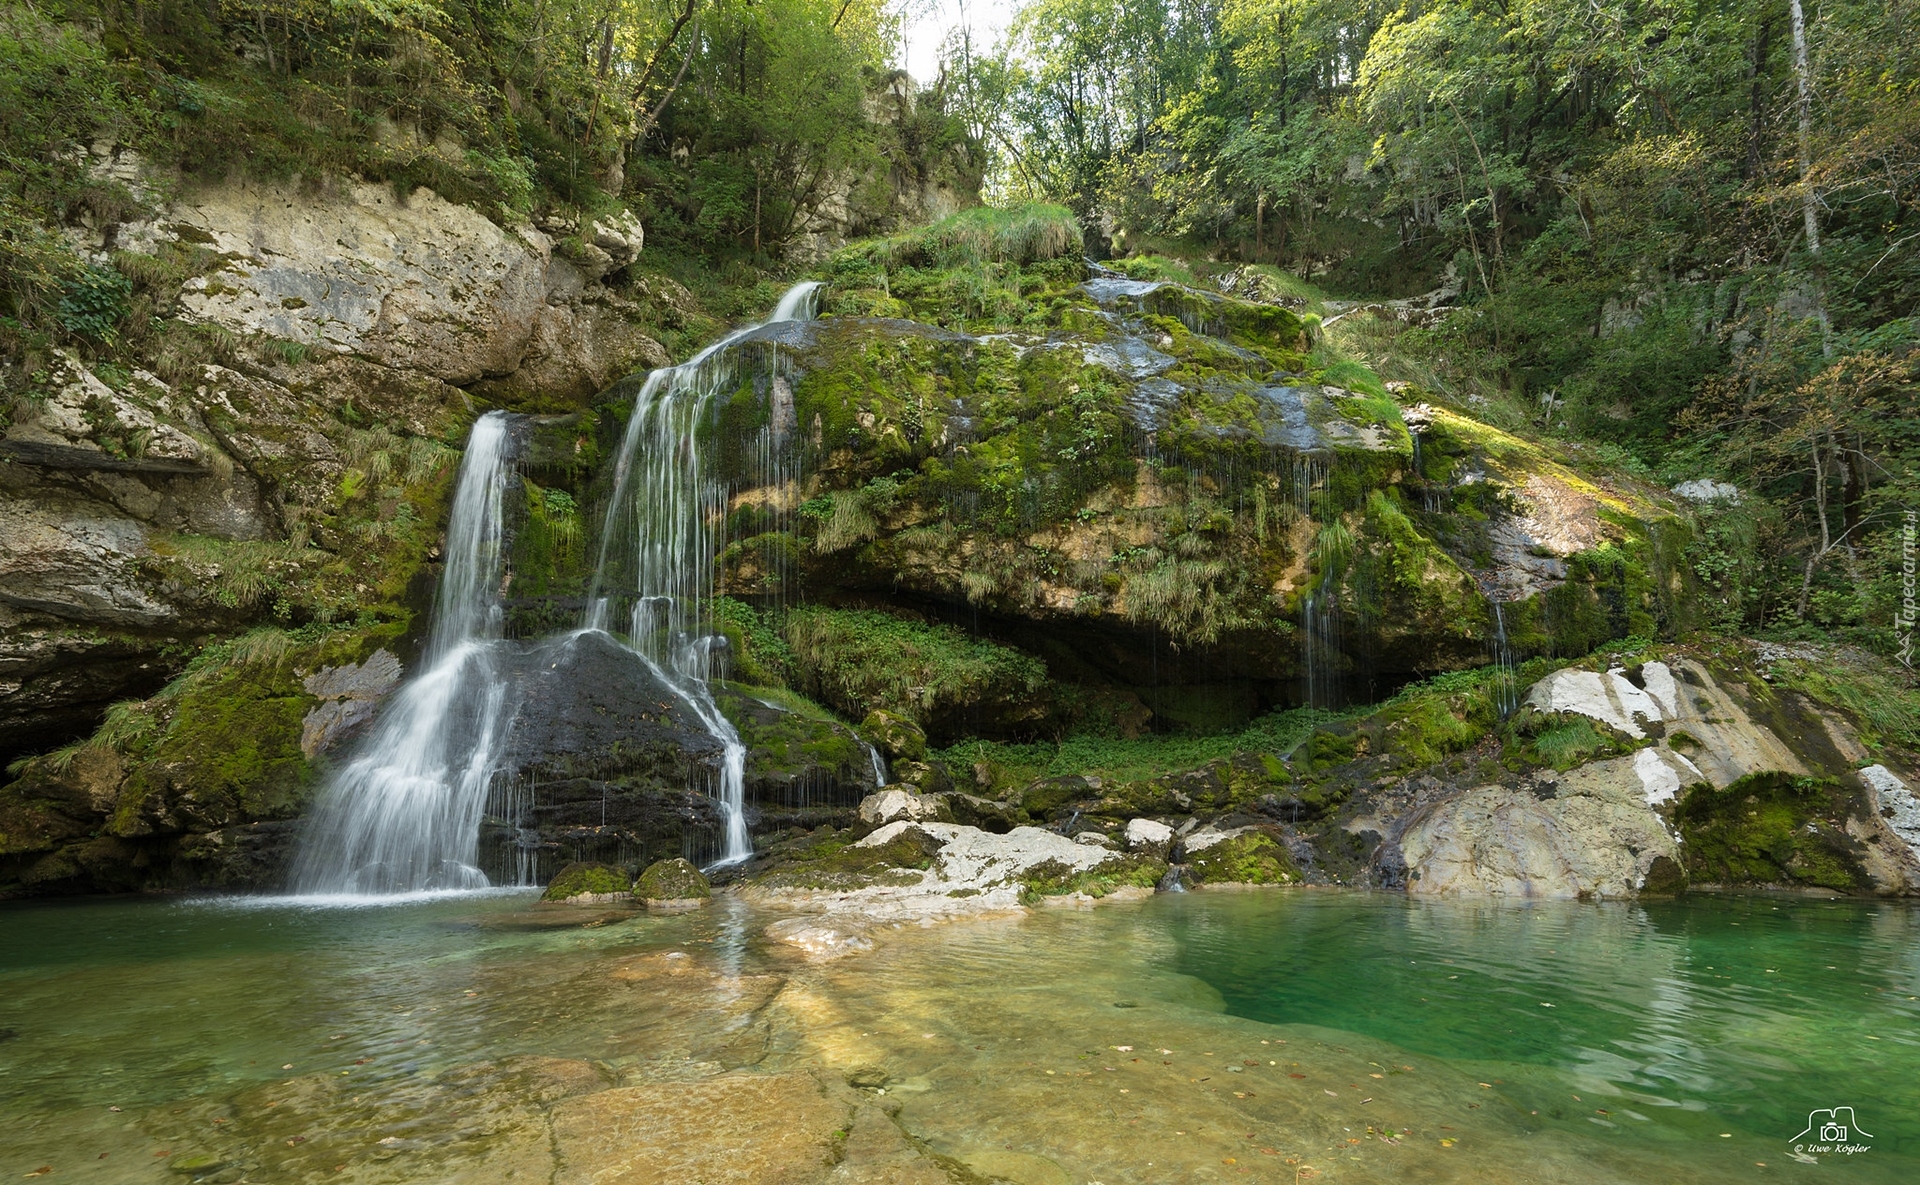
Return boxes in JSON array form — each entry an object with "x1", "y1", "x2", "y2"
[
  {"x1": 298, "y1": 649, "x2": 403, "y2": 757},
  {"x1": 169, "y1": 182, "x2": 662, "y2": 394},
  {"x1": 1395, "y1": 762, "x2": 1684, "y2": 898},
  {"x1": 1, "y1": 167, "x2": 666, "y2": 780},
  {"x1": 1386, "y1": 655, "x2": 1920, "y2": 898}
]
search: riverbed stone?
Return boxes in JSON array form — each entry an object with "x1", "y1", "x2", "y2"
[{"x1": 550, "y1": 1072, "x2": 845, "y2": 1184}]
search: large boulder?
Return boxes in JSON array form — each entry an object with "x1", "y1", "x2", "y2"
[
  {"x1": 856, "y1": 788, "x2": 944, "y2": 828},
  {"x1": 634, "y1": 857, "x2": 711, "y2": 907},
  {"x1": 542, "y1": 861, "x2": 631, "y2": 903},
  {"x1": 488, "y1": 631, "x2": 726, "y2": 875}
]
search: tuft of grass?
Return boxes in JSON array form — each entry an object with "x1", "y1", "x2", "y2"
[
  {"x1": 784, "y1": 607, "x2": 1048, "y2": 729},
  {"x1": 847, "y1": 203, "x2": 1084, "y2": 270},
  {"x1": 937, "y1": 705, "x2": 1347, "y2": 791}
]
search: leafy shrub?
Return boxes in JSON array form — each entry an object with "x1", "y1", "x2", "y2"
[
  {"x1": 784, "y1": 607, "x2": 1048, "y2": 739},
  {"x1": 56, "y1": 265, "x2": 132, "y2": 343}
]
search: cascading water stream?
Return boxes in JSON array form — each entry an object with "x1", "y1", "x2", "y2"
[
  {"x1": 1489, "y1": 599, "x2": 1519, "y2": 718},
  {"x1": 583, "y1": 280, "x2": 823, "y2": 868},
  {"x1": 289, "y1": 412, "x2": 517, "y2": 897}
]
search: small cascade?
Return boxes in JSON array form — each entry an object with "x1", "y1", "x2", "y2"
[
  {"x1": 290, "y1": 412, "x2": 518, "y2": 897},
  {"x1": 1301, "y1": 588, "x2": 1343, "y2": 710},
  {"x1": 864, "y1": 741, "x2": 889, "y2": 787},
  {"x1": 583, "y1": 280, "x2": 823, "y2": 869},
  {"x1": 1489, "y1": 599, "x2": 1520, "y2": 718}
]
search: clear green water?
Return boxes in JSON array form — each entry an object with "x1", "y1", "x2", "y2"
[
  {"x1": 0, "y1": 890, "x2": 1915, "y2": 1182},
  {"x1": 1165, "y1": 891, "x2": 1920, "y2": 1171}
]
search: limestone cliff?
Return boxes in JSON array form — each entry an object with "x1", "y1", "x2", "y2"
[{"x1": 4, "y1": 196, "x2": 1912, "y2": 902}]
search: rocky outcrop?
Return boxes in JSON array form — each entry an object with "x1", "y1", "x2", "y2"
[
  {"x1": 2, "y1": 163, "x2": 667, "y2": 774},
  {"x1": 299, "y1": 649, "x2": 402, "y2": 757},
  {"x1": 748, "y1": 817, "x2": 1164, "y2": 951},
  {"x1": 159, "y1": 180, "x2": 664, "y2": 395},
  {"x1": 1395, "y1": 761, "x2": 1685, "y2": 898},
  {"x1": 1384, "y1": 653, "x2": 1920, "y2": 898}
]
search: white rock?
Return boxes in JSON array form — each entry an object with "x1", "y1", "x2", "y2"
[
  {"x1": 1074, "y1": 831, "x2": 1115, "y2": 847},
  {"x1": 1672, "y1": 479, "x2": 1741, "y2": 503},
  {"x1": 1860, "y1": 765, "x2": 1920, "y2": 863},
  {"x1": 1182, "y1": 826, "x2": 1244, "y2": 854},
  {"x1": 1639, "y1": 660, "x2": 1681, "y2": 717},
  {"x1": 1633, "y1": 746, "x2": 1700, "y2": 806},
  {"x1": 1524, "y1": 668, "x2": 1665, "y2": 738},
  {"x1": 1124, "y1": 817, "x2": 1174, "y2": 852},
  {"x1": 857, "y1": 789, "x2": 941, "y2": 827},
  {"x1": 934, "y1": 825, "x2": 1115, "y2": 887}
]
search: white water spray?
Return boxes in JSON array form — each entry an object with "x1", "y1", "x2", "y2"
[
  {"x1": 290, "y1": 412, "x2": 516, "y2": 896},
  {"x1": 584, "y1": 281, "x2": 822, "y2": 868}
]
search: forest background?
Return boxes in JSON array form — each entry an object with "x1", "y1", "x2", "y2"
[{"x1": 2, "y1": 0, "x2": 1916, "y2": 656}]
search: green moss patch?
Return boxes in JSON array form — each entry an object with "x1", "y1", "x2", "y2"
[
  {"x1": 1675, "y1": 772, "x2": 1876, "y2": 892},
  {"x1": 747, "y1": 827, "x2": 939, "y2": 892},
  {"x1": 542, "y1": 861, "x2": 632, "y2": 901},
  {"x1": 784, "y1": 608, "x2": 1049, "y2": 741},
  {"x1": 634, "y1": 857, "x2": 710, "y2": 901},
  {"x1": 1020, "y1": 853, "x2": 1167, "y2": 902},
  {"x1": 1186, "y1": 831, "x2": 1299, "y2": 886}
]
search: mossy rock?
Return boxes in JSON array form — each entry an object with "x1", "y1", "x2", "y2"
[
  {"x1": 888, "y1": 759, "x2": 953, "y2": 794},
  {"x1": 1185, "y1": 831, "x2": 1299, "y2": 886},
  {"x1": 1675, "y1": 771, "x2": 1875, "y2": 892},
  {"x1": 746, "y1": 826, "x2": 940, "y2": 892},
  {"x1": 634, "y1": 857, "x2": 711, "y2": 902},
  {"x1": 1019, "y1": 853, "x2": 1168, "y2": 903},
  {"x1": 862, "y1": 709, "x2": 927, "y2": 762},
  {"x1": 1021, "y1": 775, "x2": 1102, "y2": 820},
  {"x1": 542, "y1": 861, "x2": 632, "y2": 901}
]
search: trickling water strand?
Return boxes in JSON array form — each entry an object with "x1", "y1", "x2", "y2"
[
  {"x1": 865, "y1": 741, "x2": 889, "y2": 787},
  {"x1": 1490, "y1": 599, "x2": 1519, "y2": 718},
  {"x1": 290, "y1": 412, "x2": 518, "y2": 897},
  {"x1": 1302, "y1": 589, "x2": 1342, "y2": 711},
  {"x1": 583, "y1": 281, "x2": 822, "y2": 869}
]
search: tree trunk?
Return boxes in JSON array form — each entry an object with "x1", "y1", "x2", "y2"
[
  {"x1": 1788, "y1": 0, "x2": 1834, "y2": 355},
  {"x1": 1789, "y1": 0, "x2": 1819, "y2": 255}
]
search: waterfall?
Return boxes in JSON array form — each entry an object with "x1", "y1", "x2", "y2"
[
  {"x1": 583, "y1": 280, "x2": 823, "y2": 869},
  {"x1": 865, "y1": 741, "x2": 889, "y2": 787},
  {"x1": 289, "y1": 412, "x2": 517, "y2": 897},
  {"x1": 1489, "y1": 599, "x2": 1519, "y2": 718},
  {"x1": 1302, "y1": 589, "x2": 1342, "y2": 711}
]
